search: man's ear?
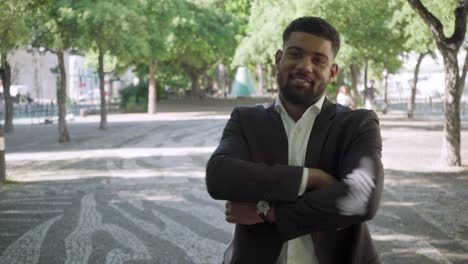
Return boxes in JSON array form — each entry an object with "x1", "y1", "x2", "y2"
[
  {"x1": 329, "y1": 63, "x2": 339, "y2": 80},
  {"x1": 275, "y1": 49, "x2": 283, "y2": 67}
]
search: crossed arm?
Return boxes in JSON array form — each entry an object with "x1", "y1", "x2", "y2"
[
  {"x1": 223, "y1": 168, "x2": 336, "y2": 225},
  {"x1": 206, "y1": 108, "x2": 383, "y2": 241}
]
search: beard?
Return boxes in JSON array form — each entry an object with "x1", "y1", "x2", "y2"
[{"x1": 279, "y1": 79, "x2": 326, "y2": 107}]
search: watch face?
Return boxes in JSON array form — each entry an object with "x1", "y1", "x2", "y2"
[{"x1": 257, "y1": 200, "x2": 270, "y2": 214}]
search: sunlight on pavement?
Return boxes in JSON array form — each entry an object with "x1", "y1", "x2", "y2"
[
  {"x1": 6, "y1": 147, "x2": 217, "y2": 161},
  {"x1": 62, "y1": 112, "x2": 230, "y2": 124}
]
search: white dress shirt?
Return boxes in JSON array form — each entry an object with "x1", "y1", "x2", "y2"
[{"x1": 274, "y1": 95, "x2": 325, "y2": 264}]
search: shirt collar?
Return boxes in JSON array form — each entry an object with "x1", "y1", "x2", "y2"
[{"x1": 274, "y1": 94, "x2": 325, "y2": 117}]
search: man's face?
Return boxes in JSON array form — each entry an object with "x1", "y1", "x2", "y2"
[{"x1": 275, "y1": 32, "x2": 338, "y2": 107}]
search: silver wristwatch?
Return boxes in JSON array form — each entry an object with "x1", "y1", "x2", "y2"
[{"x1": 256, "y1": 200, "x2": 270, "y2": 222}]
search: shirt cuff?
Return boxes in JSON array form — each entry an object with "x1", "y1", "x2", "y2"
[{"x1": 298, "y1": 168, "x2": 309, "y2": 195}]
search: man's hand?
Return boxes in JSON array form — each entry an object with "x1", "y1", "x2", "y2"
[
  {"x1": 307, "y1": 168, "x2": 337, "y2": 189},
  {"x1": 225, "y1": 201, "x2": 263, "y2": 225}
]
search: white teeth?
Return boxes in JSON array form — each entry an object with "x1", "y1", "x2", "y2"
[{"x1": 294, "y1": 77, "x2": 311, "y2": 83}]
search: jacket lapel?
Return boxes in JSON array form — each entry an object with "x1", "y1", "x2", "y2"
[
  {"x1": 305, "y1": 98, "x2": 336, "y2": 168},
  {"x1": 266, "y1": 103, "x2": 289, "y2": 164}
]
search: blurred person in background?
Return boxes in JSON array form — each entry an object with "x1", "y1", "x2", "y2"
[{"x1": 336, "y1": 85, "x2": 354, "y2": 109}]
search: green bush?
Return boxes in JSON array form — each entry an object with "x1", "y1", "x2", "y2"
[
  {"x1": 126, "y1": 96, "x2": 147, "y2": 112},
  {"x1": 119, "y1": 81, "x2": 167, "y2": 112}
]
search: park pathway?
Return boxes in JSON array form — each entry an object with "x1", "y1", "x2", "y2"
[{"x1": 1, "y1": 99, "x2": 468, "y2": 263}]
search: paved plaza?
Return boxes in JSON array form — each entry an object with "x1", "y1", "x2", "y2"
[{"x1": 1, "y1": 98, "x2": 468, "y2": 264}]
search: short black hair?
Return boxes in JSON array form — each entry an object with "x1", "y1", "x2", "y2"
[{"x1": 282, "y1": 16, "x2": 341, "y2": 57}]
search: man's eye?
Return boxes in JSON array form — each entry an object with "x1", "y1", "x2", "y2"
[
  {"x1": 313, "y1": 57, "x2": 326, "y2": 64},
  {"x1": 288, "y1": 51, "x2": 301, "y2": 58}
]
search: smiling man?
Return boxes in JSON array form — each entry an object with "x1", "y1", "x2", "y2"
[{"x1": 206, "y1": 17, "x2": 383, "y2": 264}]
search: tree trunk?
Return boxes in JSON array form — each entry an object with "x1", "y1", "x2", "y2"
[
  {"x1": 364, "y1": 59, "x2": 369, "y2": 91},
  {"x1": 1, "y1": 53, "x2": 14, "y2": 133},
  {"x1": 57, "y1": 50, "x2": 70, "y2": 143},
  {"x1": 270, "y1": 64, "x2": 278, "y2": 91},
  {"x1": 98, "y1": 49, "x2": 107, "y2": 130},
  {"x1": 349, "y1": 64, "x2": 360, "y2": 107},
  {"x1": 382, "y1": 70, "x2": 389, "y2": 114},
  {"x1": 148, "y1": 60, "x2": 158, "y2": 114},
  {"x1": 109, "y1": 76, "x2": 114, "y2": 103},
  {"x1": 407, "y1": 52, "x2": 427, "y2": 119},
  {"x1": 190, "y1": 72, "x2": 201, "y2": 98},
  {"x1": 256, "y1": 63, "x2": 264, "y2": 95},
  {"x1": 217, "y1": 63, "x2": 226, "y2": 97},
  {"x1": 266, "y1": 65, "x2": 273, "y2": 91},
  {"x1": 407, "y1": 0, "x2": 467, "y2": 166},
  {"x1": 336, "y1": 67, "x2": 345, "y2": 87},
  {"x1": 441, "y1": 50, "x2": 462, "y2": 166},
  {"x1": 0, "y1": 125, "x2": 5, "y2": 182}
]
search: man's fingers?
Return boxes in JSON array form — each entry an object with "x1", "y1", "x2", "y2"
[
  {"x1": 225, "y1": 201, "x2": 233, "y2": 223},
  {"x1": 225, "y1": 201, "x2": 232, "y2": 216},
  {"x1": 226, "y1": 214, "x2": 234, "y2": 223}
]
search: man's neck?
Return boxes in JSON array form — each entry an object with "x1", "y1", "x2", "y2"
[{"x1": 280, "y1": 96, "x2": 309, "y2": 122}]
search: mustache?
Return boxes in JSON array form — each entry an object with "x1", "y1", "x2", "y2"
[{"x1": 289, "y1": 72, "x2": 314, "y2": 84}]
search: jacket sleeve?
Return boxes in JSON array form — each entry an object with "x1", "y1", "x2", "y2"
[
  {"x1": 205, "y1": 107, "x2": 303, "y2": 202},
  {"x1": 274, "y1": 111, "x2": 384, "y2": 242}
]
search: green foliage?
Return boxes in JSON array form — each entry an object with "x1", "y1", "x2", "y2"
[
  {"x1": 75, "y1": 0, "x2": 149, "y2": 65},
  {"x1": 224, "y1": 0, "x2": 252, "y2": 42},
  {"x1": 155, "y1": 64, "x2": 190, "y2": 91},
  {"x1": 390, "y1": 0, "x2": 459, "y2": 53},
  {"x1": 132, "y1": 60, "x2": 190, "y2": 93},
  {"x1": 167, "y1": 0, "x2": 238, "y2": 76},
  {"x1": 28, "y1": 0, "x2": 81, "y2": 53},
  {"x1": 84, "y1": 50, "x2": 128, "y2": 76},
  {"x1": 232, "y1": 1, "x2": 310, "y2": 67},
  {"x1": 119, "y1": 81, "x2": 167, "y2": 112},
  {"x1": 119, "y1": 82, "x2": 148, "y2": 112},
  {"x1": 326, "y1": 83, "x2": 338, "y2": 100},
  {"x1": 324, "y1": 0, "x2": 406, "y2": 68},
  {"x1": 233, "y1": 0, "x2": 407, "y2": 79},
  {"x1": 0, "y1": 0, "x2": 44, "y2": 53},
  {"x1": 138, "y1": 0, "x2": 181, "y2": 63},
  {"x1": 389, "y1": 0, "x2": 433, "y2": 53},
  {"x1": 11, "y1": 0, "x2": 458, "y2": 106}
]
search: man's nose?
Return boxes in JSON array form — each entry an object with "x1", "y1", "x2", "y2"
[{"x1": 295, "y1": 57, "x2": 313, "y2": 73}]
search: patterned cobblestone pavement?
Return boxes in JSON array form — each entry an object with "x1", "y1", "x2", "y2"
[{"x1": 1, "y1": 99, "x2": 468, "y2": 264}]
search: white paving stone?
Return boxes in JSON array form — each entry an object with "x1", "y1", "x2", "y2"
[
  {"x1": 64, "y1": 193, "x2": 151, "y2": 264},
  {"x1": 0, "y1": 215, "x2": 62, "y2": 264}
]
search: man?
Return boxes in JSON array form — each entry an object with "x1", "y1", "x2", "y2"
[
  {"x1": 336, "y1": 85, "x2": 354, "y2": 109},
  {"x1": 206, "y1": 16, "x2": 383, "y2": 264},
  {"x1": 362, "y1": 80, "x2": 379, "y2": 110}
]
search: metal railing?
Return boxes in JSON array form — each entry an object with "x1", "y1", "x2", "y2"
[
  {"x1": 377, "y1": 97, "x2": 468, "y2": 118},
  {"x1": 1, "y1": 102, "x2": 120, "y2": 125}
]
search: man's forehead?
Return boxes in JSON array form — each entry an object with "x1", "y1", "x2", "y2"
[
  {"x1": 283, "y1": 32, "x2": 334, "y2": 58},
  {"x1": 284, "y1": 32, "x2": 332, "y2": 46}
]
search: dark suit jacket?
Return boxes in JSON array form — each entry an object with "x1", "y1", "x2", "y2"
[{"x1": 206, "y1": 98, "x2": 384, "y2": 264}]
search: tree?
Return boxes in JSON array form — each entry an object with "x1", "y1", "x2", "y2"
[
  {"x1": 407, "y1": 51, "x2": 430, "y2": 118},
  {"x1": 30, "y1": 0, "x2": 82, "y2": 143},
  {"x1": 138, "y1": 0, "x2": 180, "y2": 114},
  {"x1": 408, "y1": 0, "x2": 468, "y2": 166},
  {"x1": 0, "y1": 0, "x2": 48, "y2": 182},
  {"x1": 168, "y1": 0, "x2": 237, "y2": 98},
  {"x1": 84, "y1": 50, "x2": 129, "y2": 100},
  {"x1": 233, "y1": 0, "x2": 406, "y2": 106},
  {"x1": 232, "y1": 1, "x2": 302, "y2": 67},
  {"x1": 76, "y1": 0, "x2": 148, "y2": 129},
  {"x1": 232, "y1": 0, "x2": 318, "y2": 94},
  {"x1": 0, "y1": 1, "x2": 36, "y2": 133},
  {"x1": 390, "y1": 0, "x2": 437, "y2": 118},
  {"x1": 323, "y1": 0, "x2": 407, "y2": 106}
]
